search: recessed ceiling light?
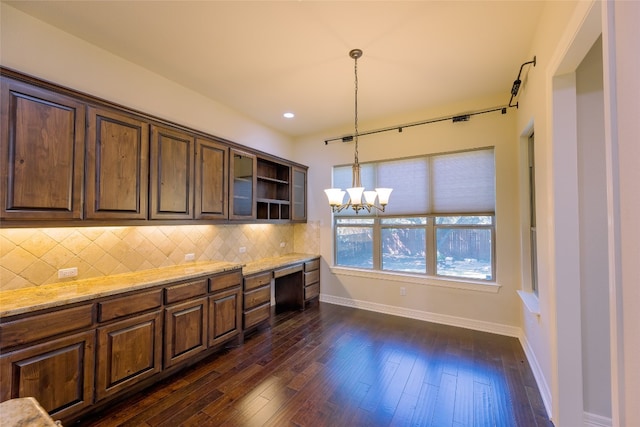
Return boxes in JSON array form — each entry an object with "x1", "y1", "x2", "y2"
[{"x1": 283, "y1": 112, "x2": 295, "y2": 119}]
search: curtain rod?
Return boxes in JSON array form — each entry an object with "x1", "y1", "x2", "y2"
[{"x1": 324, "y1": 105, "x2": 509, "y2": 145}]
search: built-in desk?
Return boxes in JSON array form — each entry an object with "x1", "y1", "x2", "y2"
[
  {"x1": 274, "y1": 263, "x2": 304, "y2": 313},
  {"x1": 241, "y1": 253, "x2": 320, "y2": 330}
]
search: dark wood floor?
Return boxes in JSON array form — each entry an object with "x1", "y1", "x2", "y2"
[{"x1": 76, "y1": 302, "x2": 553, "y2": 427}]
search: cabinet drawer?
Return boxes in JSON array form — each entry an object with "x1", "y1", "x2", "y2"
[
  {"x1": 209, "y1": 271, "x2": 242, "y2": 293},
  {"x1": 274, "y1": 264, "x2": 303, "y2": 279},
  {"x1": 244, "y1": 285, "x2": 270, "y2": 310},
  {"x1": 243, "y1": 302, "x2": 270, "y2": 330},
  {"x1": 165, "y1": 279, "x2": 208, "y2": 304},
  {"x1": 244, "y1": 271, "x2": 272, "y2": 291},
  {"x1": 304, "y1": 259, "x2": 319, "y2": 272},
  {"x1": 0, "y1": 304, "x2": 94, "y2": 349},
  {"x1": 304, "y1": 270, "x2": 319, "y2": 286},
  {"x1": 305, "y1": 283, "x2": 320, "y2": 301},
  {"x1": 98, "y1": 289, "x2": 162, "y2": 322}
]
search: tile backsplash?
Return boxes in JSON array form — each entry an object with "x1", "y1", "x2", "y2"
[{"x1": 0, "y1": 222, "x2": 320, "y2": 291}]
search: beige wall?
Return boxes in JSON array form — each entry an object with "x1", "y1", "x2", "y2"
[
  {"x1": 513, "y1": 0, "x2": 581, "y2": 420},
  {"x1": 516, "y1": 0, "x2": 639, "y2": 425},
  {"x1": 295, "y1": 92, "x2": 522, "y2": 332}
]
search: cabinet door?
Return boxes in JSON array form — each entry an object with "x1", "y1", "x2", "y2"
[
  {"x1": 164, "y1": 297, "x2": 207, "y2": 368},
  {"x1": 149, "y1": 125, "x2": 194, "y2": 219},
  {"x1": 0, "y1": 330, "x2": 95, "y2": 420},
  {"x1": 208, "y1": 286, "x2": 241, "y2": 347},
  {"x1": 229, "y1": 149, "x2": 256, "y2": 220},
  {"x1": 291, "y1": 166, "x2": 307, "y2": 222},
  {"x1": 0, "y1": 77, "x2": 85, "y2": 220},
  {"x1": 86, "y1": 107, "x2": 149, "y2": 219},
  {"x1": 195, "y1": 137, "x2": 228, "y2": 220},
  {"x1": 96, "y1": 311, "x2": 162, "y2": 401}
]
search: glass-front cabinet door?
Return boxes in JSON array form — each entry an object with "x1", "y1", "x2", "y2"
[
  {"x1": 229, "y1": 149, "x2": 256, "y2": 220},
  {"x1": 291, "y1": 166, "x2": 307, "y2": 222}
]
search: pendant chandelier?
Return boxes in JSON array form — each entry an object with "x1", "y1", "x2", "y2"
[{"x1": 324, "y1": 49, "x2": 392, "y2": 214}]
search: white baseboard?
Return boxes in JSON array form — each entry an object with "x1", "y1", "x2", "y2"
[
  {"x1": 584, "y1": 412, "x2": 613, "y2": 427},
  {"x1": 319, "y1": 293, "x2": 520, "y2": 337},
  {"x1": 518, "y1": 332, "x2": 553, "y2": 419}
]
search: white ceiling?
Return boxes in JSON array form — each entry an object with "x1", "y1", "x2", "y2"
[{"x1": 5, "y1": 1, "x2": 545, "y2": 138}]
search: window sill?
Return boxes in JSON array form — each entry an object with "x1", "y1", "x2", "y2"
[
  {"x1": 517, "y1": 290, "x2": 540, "y2": 316},
  {"x1": 330, "y1": 266, "x2": 501, "y2": 293}
]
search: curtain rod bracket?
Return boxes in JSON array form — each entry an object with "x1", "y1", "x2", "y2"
[{"x1": 508, "y1": 55, "x2": 536, "y2": 108}]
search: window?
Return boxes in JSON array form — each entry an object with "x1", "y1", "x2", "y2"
[
  {"x1": 435, "y1": 215, "x2": 494, "y2": 280},
  {"x1": 332, "y1": 148, "x2": 496, "y2": 282},
  {"x1": 382, "y1": 217, "x2": 427, "y2": 274},
  {"x1": 336, "y1": 218, "x2": 374, "y2": 269},
  {"x1": 528, "y1": 133, "x2": 538, "y2": 294}
]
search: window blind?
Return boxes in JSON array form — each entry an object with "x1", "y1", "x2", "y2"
[
  {"x1": 377, "y1": 157, "x2": 429, "y2": 215},
  {"x1": 331, "y1": 148, "x2": 495, "y2": 216},
  {"x1": 431, "y1": 149, "x2": 495, "y2": 213}
]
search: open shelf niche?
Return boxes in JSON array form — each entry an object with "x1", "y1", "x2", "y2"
[{"x1": 256, "y1": 157, "x2": 290, "y2": 221}]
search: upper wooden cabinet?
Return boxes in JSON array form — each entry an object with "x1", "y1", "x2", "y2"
[
  {"x1": 149, "y1": 125, "x2": 195, "y2": 220},
  {"x1": 0, "y1": 70, "x2": 308, "y2": 225},
  {"x1": 229, "y1": 149, "x2": 256, "y2": 220},
  {"x1": 291, "y1": 166, "x2": 307, "y2": 222},
  {"x1": 0, "y1": 77, "x2": 86, "y2": 220},
  {"x1": 195, "y1": 137, "x2": 228, "y2": 220},
  {"x1": 85, "y1": 107, "x2": 149, "y2": 220}
]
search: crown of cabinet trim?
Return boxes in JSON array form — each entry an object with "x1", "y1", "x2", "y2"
[{"x1": 0, "y1": 68, "x2": 307, "y2": 225}]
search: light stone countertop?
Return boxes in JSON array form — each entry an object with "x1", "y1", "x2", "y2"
[
  {"x1": 0, "y1": 260, "x2": 241, "y2": 318},
  {"x1": 0, "y1": 254, "x2": 320, "y2": 319},
  {"x1": 241, "y1": 253, "x2": 319, "y2": 276},
  {"x1": 0, "y1": 397, "x2": 59, "y2": 426}
]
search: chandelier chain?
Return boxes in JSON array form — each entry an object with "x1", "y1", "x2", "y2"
[{"x1": 354, "y1": 53, "x2": 359, "y2": 165}]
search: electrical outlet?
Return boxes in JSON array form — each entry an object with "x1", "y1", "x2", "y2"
[
  {"x1": 400, "y1": 287, "x2": 406, "y2": 296},
  {"x1": 239, "y1": 247, "x2": 246, "y2": 253},
  {"x1": 185, "y1": 253, "x2": 195, "y2": 261},
  {"x1": 58, "y1": 267, "x2": 78, "y2": 279}
]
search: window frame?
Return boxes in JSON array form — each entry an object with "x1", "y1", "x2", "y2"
[{"x1": 333, "y1": 213, "x2": 496, "y2": 282}]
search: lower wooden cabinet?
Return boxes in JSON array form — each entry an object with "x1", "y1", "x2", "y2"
[
  {"x1": 0, "y1": 330, "x2": 95, "y2": 420},
  {"x1": 95, "y1": 310, "x2": 163, "y2": 401},
  {"x1": 209, "y1": 286, "x2": 241, "y2": 347},
  {"x1": 0, "y1": 267, "x2": 280, "y2": 423},
  {"x1": 164, "y1": 297, "x2": 207, "y2": 368}
]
